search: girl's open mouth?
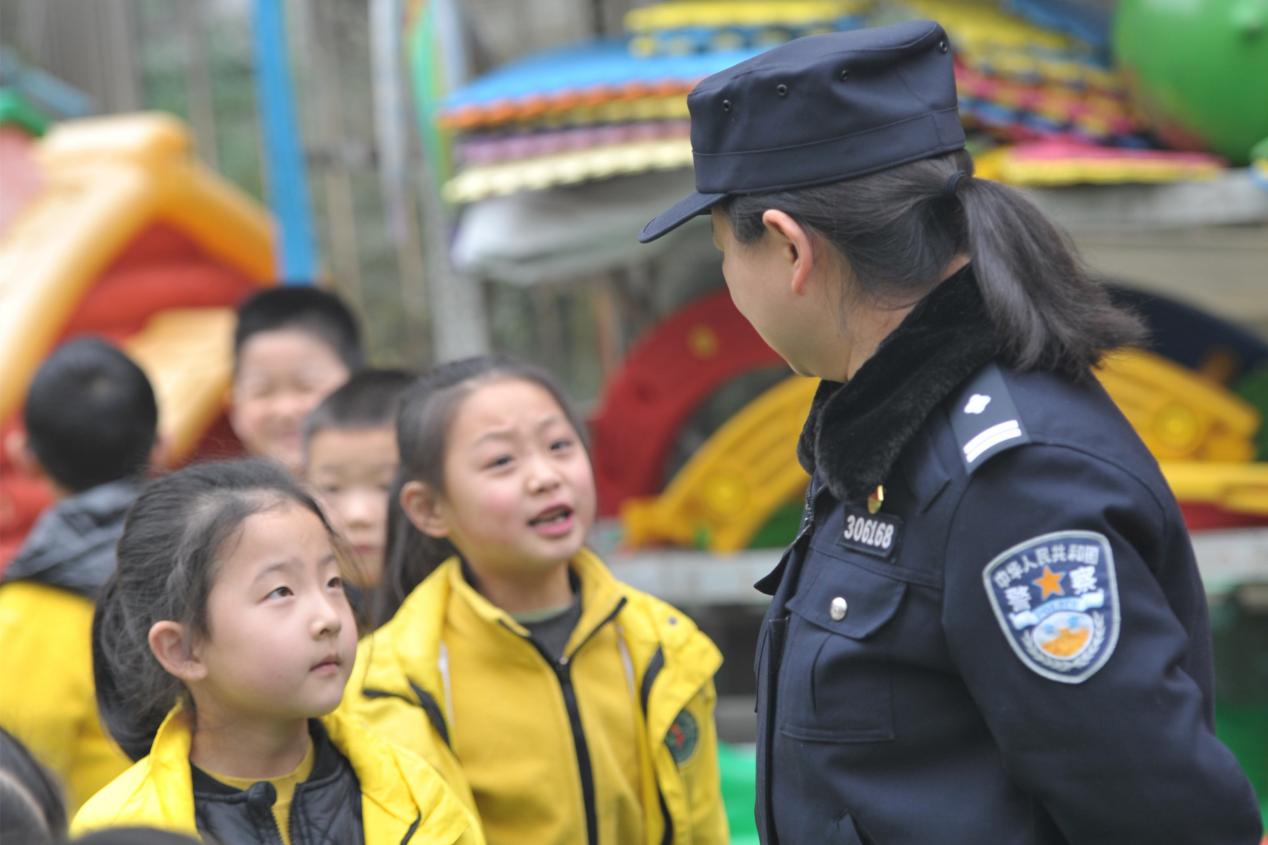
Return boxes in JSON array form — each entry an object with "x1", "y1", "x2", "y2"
[{"x1": 529, "y1": 506, "x2": 575, "y2": 537}]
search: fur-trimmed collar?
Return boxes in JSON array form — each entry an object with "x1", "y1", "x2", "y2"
[{"x1": 797, "y1": 265, "x2": 998, "y2": 504}]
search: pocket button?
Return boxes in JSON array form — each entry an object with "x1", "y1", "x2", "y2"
[{"x1": 829, "y1": 596, "x2": 848, "y2": 621}]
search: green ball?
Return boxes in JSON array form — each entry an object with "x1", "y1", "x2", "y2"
[{"x1": 1113, "y1": 0, "x2": 1268, "y2": 164}]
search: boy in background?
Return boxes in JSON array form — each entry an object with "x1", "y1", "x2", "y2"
[
  {"x1": 0, "y1": 338, "x2": 159, "y2": 812},
  {"x1": 303, "y1": 369, "x2": 414, "y2": 606},
  {"x1": 230, "y1": 286, "x2": 362, "y2": 475}
]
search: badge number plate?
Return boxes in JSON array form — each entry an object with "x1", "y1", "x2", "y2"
[{"x1": 838, "y1": 507, "x2": 903, "y2": 561}]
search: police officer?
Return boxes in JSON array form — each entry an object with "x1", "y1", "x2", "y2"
[{"x1": 640, "y1": 19, "x2": 1262, "y2": 845}]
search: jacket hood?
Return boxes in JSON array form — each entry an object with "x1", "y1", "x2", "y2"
[
  {"x1": 798, "y1": 265, "x2": 998, "y2": 504},
  {"x1": 4, "y1": 478, "x2": 143, "y2": 597}
]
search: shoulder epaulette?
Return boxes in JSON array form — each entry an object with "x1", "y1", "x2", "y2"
[{"x1": 948, "y1": 361, "x2": 1031, "y2": 474}]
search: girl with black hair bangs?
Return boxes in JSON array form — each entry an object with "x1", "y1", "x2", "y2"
[
  {"x1": 341, "y1": 356, "x2": 728, "y2": 845},
  {"x1": 73, "y1": 459, "x2": 481, "y2": 845}
]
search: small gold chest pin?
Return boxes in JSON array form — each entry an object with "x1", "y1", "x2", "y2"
[{"x1": 867, "y1": 484, "x2": 884, "y2": 515}]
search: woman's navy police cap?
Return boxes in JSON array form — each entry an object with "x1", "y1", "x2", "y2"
[{"x1": 640, "y1": 20, "x2": 964, "y2": 243}]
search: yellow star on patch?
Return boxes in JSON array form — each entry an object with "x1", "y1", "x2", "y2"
[{"x1": 1033, "y1": 566, "x2": 1065, "y2": 600}]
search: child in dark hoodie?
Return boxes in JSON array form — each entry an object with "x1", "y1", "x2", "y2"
[{"x1": 0, "y1": 338, "x2": 158, "y2": 813}]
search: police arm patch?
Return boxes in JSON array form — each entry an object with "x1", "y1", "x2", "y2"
[{"x1": 981, "y1": 530, "x2": 1120, "y2": 684}]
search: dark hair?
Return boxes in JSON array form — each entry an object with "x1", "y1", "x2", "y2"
[
  {"x1": 68, "y1": 828, "x2": 202, "y2": 845},
  {"x1": 725, "y1": 149, "x2": 1145, "y2": 376},
  {"x1": 0, "y1": 726, "x2": 67, "y2": 843},
  {"x1": 372, "y1": 356, "x2": 588, "y2": 620},
  {"x1": 93, "y1": 459, "x2": 345, "y2": 761},
  {"x1": 234, "y1": 286, "x2": 364, "y2": 372},
  {"x1": 23, "y1": 338, "x2": 158, "y2": 492},
  {"x1": 366, "y1": 469, "x2": 428, "y2": 629},
  {"x1": 302, "y1": 368, "x2": 416, "y2": 447}
]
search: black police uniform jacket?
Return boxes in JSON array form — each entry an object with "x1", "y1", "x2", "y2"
[{"x1": 754, "y1": 266, "x2": 1262, "y2": 845}]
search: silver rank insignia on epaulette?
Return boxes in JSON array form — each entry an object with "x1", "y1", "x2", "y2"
[{"x1": 949, "y1": 362, "x2": 1030, "y2": 472}]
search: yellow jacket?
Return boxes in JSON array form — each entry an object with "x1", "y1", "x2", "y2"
[
  {"x1": 341, "y1": 549, "x2": 727, "y2": 845},
  {"x1": 0, "y1": 581, "x2": 129, "y2": 813},
  {"x1": 71, "y1": 705, "x2": 483, "y2": 845}
]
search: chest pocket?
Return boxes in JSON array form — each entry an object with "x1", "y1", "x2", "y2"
[{"x1": 779, "y1": 558, "x2": 907, "y2": 743}]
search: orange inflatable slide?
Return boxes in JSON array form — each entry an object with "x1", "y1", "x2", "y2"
[{"x1": 0, "y1": 113, "x2": 276, "y2": 568}]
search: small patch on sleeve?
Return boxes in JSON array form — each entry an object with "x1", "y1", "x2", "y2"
[
  {"x1": 982, "y1": 530, "x2": 1120, "y2": 684},
  {"x1": 664, "y1": 709, "x2": 699, "y2": 765}
]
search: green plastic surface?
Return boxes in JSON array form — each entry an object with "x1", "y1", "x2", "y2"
[
  {"x1": 0, "y1": 89, "x2": 49, "y2": 136},
  {"x1": 1113, "y1": 0, "x2": 1268, "y2": 163}
]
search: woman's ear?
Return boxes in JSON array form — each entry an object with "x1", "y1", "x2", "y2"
[
  {"x1": 400, "y1": 480, "x2": 450, "y2": 539},
  {"x1": 760, "y1": 209, "x2": 817, "y2": 295},
  {"x1": 148, "y1": 621, "x2": 207, "y2": 684}
]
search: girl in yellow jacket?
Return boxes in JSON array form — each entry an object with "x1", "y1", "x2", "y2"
[
  {"x1": 72, "y1": 459, "x2": 482, "y2": 845},
  {"x1": 341, "y1": 356, "x2": 728, "y2": 845}
]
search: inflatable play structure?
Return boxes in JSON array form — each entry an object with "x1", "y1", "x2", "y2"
[
  {"x1": 601, "y1": 288, "x2": 1268, "y2": 553},
  {"x1": 622, "y1": 375, "x2": 817, "y2": 552},
  {"x1": 590, "y1": 288, "x2": 785, "y2": 514},
  {"x1": 0, "y1": 113, "x2": 274, "y2": 566},
  {"x1": 1114, "y1": 0, "x2": 1268, "y2": 165},
  {"x1": 427, "y1": 0, "x2": 1268, "y2": 211}
]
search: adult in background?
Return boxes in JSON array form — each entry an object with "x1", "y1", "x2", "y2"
[{"x1": 639, "y1": 19, "x2": 1261, "y2": 845}]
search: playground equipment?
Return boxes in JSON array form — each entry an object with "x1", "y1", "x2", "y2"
[
  {"x1": 1113, "y1": 0, "x2": 1268, "y2": 164},
  {"x1": 589, "y1": 289, "x2": 785, "y2": 515},
  {"x1": 622, "y1": 375, "x2": 816, "y2": 552},
  {"x1": 612, "y1": 341, "x2": 1268, "y2": 552},
  {"x1": 1095, "y1": 349, "x2": 1259, "y2": 462},
  {"x1": 625, "y1": 1, "x2": 869, "y2": 57},
  {"x1": 0, "y1": 90, "x2": 48, "y2": 232},
  {"x1": 975, "y1": 140, "x2": 1225, "y2": 187},
  {"x1": 0, "y1": 113, "x2": 275, "y2": 565}
]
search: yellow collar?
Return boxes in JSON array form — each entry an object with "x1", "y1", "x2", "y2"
[{"x1": 445, "y1": 548, "x2": 627, "y2": 657}]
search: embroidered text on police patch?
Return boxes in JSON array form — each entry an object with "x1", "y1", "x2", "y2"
[{"x1": 982, "y1": 530, "x2": 1120, "y2": 684}]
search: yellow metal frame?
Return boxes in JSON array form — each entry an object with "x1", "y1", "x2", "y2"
[{"x1": 622, "y1": 375, "x2": 816, "y2": 552}]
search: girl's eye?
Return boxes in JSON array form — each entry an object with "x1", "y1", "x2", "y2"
[
  {"x1": 267, "y1": 585, "x2": 293, "y2": 600},
  {"x1": 550, "y1": 438, "x2": 574, "y2": 451},
  {"x1": 485, "y1": 454, "x2": 514, "y2": 470},
  {"x1": 327, "y1": 576, "x2": 344, "y2": 591}
]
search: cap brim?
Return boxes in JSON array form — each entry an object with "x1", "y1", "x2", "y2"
[{"x1": 639, "y1": 191, "x2": 727, "y2": 243}]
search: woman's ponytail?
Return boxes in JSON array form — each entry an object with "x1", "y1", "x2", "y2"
[
  {"x1": 957, "y1": 167, "x2": 1146, "y2": 375},
  {"x1": 725, "y1": 148, "x2": 1146, "y2": 377}
]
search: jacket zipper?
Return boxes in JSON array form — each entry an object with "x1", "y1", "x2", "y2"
[
  {"x1": 502, "y1": 597, "x2": 626, "y2": 845},
  {"x1": 554, "y1": 656, "x2": 598, "y2": 845}
]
